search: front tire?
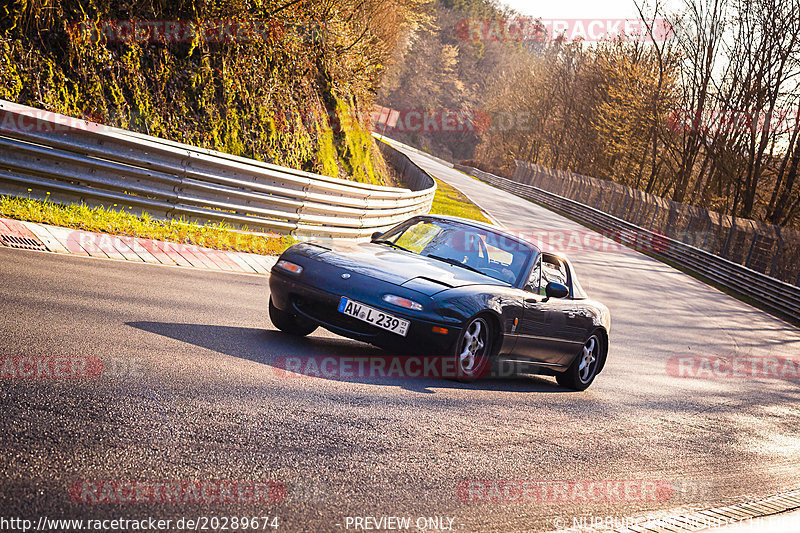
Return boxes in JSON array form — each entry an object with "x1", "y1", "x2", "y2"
[
  {"x1": 557, "y1": 333, "x2": 601, "y2": 391},
  {"x1": 451, "y1": 316, "x2": 492, "y2": 382},
  {"x1": 269, "y1": 297, "x2": 317, "y2": 336}
]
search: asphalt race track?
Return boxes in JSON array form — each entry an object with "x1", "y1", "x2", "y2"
[{"x1": 2, "y1": 144, "x2": 800, "y2": 532}]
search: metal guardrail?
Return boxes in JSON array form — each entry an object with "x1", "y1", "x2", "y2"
[
  {"x1": 511, "y1": 159, "x2": 800, "y2": 287},
  {"x1": 457, "y1": 165, "x2": 800, "y2": 322},
  {"x1": 0, "y1": 100, "x2": 436, "y2": 238},
  {"x1": 372, "y1": 134, "x2": 455, "y2": 169}
]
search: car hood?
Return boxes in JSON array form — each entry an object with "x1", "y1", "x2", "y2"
[{"x1": 300, "y1": 241, "x2": 509, "y2": 295}]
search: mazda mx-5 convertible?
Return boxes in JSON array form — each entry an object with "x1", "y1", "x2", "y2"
[{"x1": 268, "y1": 215, "x2": 611, "y2": 390}]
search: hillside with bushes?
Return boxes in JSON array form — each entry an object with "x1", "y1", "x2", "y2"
[{"x1": 0, "y1": 0, "x2": 426, "y2": 185}]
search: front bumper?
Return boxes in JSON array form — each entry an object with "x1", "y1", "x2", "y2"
[{"x1": 269, "y1": 269, "x2": 460, "y2": 355}]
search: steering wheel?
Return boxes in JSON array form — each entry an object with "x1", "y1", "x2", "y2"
[{"x1": 482, "y1": 266, "x2": 514, "y2": 283}]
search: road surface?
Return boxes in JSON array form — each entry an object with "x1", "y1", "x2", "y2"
[{"x1": 1, "y1": 145, "x2": 799, "y2": 532}]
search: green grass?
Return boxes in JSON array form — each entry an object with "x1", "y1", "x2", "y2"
[
  {"x1": 428, "y1": 178, "x2": 493, "y2": 224},
  {"x1": 1, "y1": 180, "x2": 492, "y2": 257},
  {"x1": 0, "y1": 195, "x2": 294, "y2": 256}
]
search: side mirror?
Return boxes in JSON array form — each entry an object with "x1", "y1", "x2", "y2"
[
  {"x1": 371, "y1": 231, "x2": 384, "y2": 241},
  {"x1": 545, "y1": 281, "x2": 569, "y2": 300}
]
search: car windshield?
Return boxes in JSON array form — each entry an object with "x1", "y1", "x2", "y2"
[{"x1": 377, "y1": 218, "x2": 534, "y2": 285}]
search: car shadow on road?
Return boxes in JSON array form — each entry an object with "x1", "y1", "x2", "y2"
[{"x1": 126, "y1": 321, "x2": 568, "y2": 394}]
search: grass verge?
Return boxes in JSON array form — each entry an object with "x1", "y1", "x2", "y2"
[
  {"x1": 0, "y1": 195, "x2": 294, "y2": 256},
  {"x1": 428, "y1": 178, "x2": 492, "y2": 224},
  {"x1": 1, "y1": 179, "x2": 492, "y2": 257}
]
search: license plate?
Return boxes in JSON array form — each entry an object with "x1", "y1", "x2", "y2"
[{"x1": 338, "y1": 297, "x2": 410, "y2": 336}]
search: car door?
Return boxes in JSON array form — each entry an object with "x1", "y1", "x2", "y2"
[
  {"x1": 552, "y1": 258, "x2": 596, "y2": 365},
  {"x1": 514, "y1": 254, "x2": 583, "y2": 366}
]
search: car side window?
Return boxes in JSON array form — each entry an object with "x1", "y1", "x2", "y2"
[
  {"x1": 524, "y1": 257, "x2": 541, "y2": 293},
  {"x1": 541, "y1": 256, "x2": 569, "y2": 295}
]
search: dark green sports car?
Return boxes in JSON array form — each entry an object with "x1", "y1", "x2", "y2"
[{"x1": 269, "y1": 215, "x2": 610, "y2": 390}]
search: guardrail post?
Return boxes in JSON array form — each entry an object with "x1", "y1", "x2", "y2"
[
  {"x1": 769, "y1": 232, "x2": 782, "y2": 279},
  {"x1": 698, "y1": 213, "x2": 712, "y2": 252},
  {"x1": 744, "y1": 229, "x2": 759, "y2": 271},
  {"x1": 722, "y1": 219, "x2": 736, "y2": 260}
]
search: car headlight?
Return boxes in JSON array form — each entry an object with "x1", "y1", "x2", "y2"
[
  {"x1": 382, "y1": 294, "x2": 423, "y2": 311},
  {"x1": 275, "y1": 260, "x2": 303, "y2": 275}
]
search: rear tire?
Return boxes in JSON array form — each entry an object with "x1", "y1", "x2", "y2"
[
  {"x1": 556, "y1": 333, "x2": 601, "y2": 391},
  {"x1": 269, "y1": 297, "x2": 317, "y2": 336},
  {"x1": 450, "y1": 316, "x2": 492, "y2": 382}
]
